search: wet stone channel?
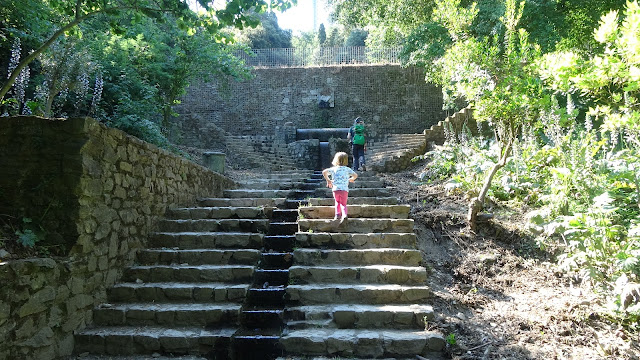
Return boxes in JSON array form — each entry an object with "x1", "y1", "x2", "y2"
[{"x1": 232, "y1": 172, "x2": 323, "y2": 359}]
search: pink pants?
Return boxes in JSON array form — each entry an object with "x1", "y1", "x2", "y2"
[{"x1": 333, "y1": 190, "x2": 349, "y2": 218}]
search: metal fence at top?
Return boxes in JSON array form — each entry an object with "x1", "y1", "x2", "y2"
[{"x1": 235, "y1": 46, "x2": 403, "y2": 68}]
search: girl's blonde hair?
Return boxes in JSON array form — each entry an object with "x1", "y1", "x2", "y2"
[{"x1": 332, "y1": 152, "x2": 349, "y2": 166}]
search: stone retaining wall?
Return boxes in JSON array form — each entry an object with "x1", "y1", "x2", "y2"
[
  {"x1": 0, "y1": 116, "x2": 235, "y2": 360},
  {"x1": 172, "y1": 65, "x2": 445, "y2": 147}
]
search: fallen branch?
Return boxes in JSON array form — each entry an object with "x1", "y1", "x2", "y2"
[{"x1": 468, "y1": 340, "x2": 494, "y2": 352}]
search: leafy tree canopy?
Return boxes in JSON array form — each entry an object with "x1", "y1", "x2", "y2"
[
  {"x1": 318, "y1": 23, "x2": 327, "y2": 45},
  {"x1": 234, "y1": 11, "x2": 292, "y2": 48},
  {"x1": 344, "y1": 29, "x2": 368, "y2": 47},
  {"x1": 328, "y1": 0, "x2": 627, "y2": 53},
  {"x1": 0, "y1": 0, "x2": 296, "y2": 99}
]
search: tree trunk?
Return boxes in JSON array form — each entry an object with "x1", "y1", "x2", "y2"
[{"x1": 467, "y1": 141, "x2": 512, "y2": 231}]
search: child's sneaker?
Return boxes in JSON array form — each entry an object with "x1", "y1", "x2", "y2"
[{"x1": 339, "y1": 216, "x2": 347, "y2": 224}]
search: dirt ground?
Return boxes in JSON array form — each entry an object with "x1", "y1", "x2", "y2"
[{"x1": 378, "y1": 167, "x2": 640, "y2": 360}]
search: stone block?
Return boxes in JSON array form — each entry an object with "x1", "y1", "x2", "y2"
[
  {"x1": 333, "y1": 310, "x2": 356, "y2": 328},
  {"x1": 281, "y1": 330, "x2": 327, "y2": 355},
  {"x1": 56, "y1": 333, "x2": 75, "y2": 358},
  {"x1": 18, "y1": 326, "x2": 54, "y2": 348},
  {"x1": 326, "y1": 330, "x2": 354, "y2": 356},
  {"x1": 383, "y1": 331, "x2": 426, "y2": 356},
  {"x1": 426, "y1": 333, "x2": 446, "y2": 351},
  {"x1": 0, "y1": 302, "x2": 10, "y2": 325},
  {"x1": 105, "y1": 334, "x2": 135, "y2": 355},
  {"x1": 18, "y1": 286, "x2": 56, "y2": 318},
  {"x1": 202, "y1": 152, "x2": 225, "y2": 174},
  {"x1": 160, "y1": 330, "x2": 198, "y2": 351},
  {"x1": 94, "y1": 307, "x2": 125, "y2": 326},
  {"x1": 355, "y1": 331, "x2": 384, "y2": 357},
  {"x1": 134, "y1": 332, "x2": 161, "y2": 351}
]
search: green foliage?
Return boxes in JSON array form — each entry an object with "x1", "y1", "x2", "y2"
[
  {"x1": 328, "y1": 0, "x2": 628, "y2": 56},
  {"x1": 543, "y1": 193, "x2": 639, "y2": 291},
  {"x1": 328, "y1": 0, "x2": 434, "y2": 46},
  {"x1": 344, "y1": 29, "x2": 368, "y2": 47},
  {"x1": 235, "y1": 11, "x2": 293, "y2": 48},
  {"x1": 0, "y1": 0, "x2": 295, "y2": 100},
  {"x1": 1, "y1": 0, "x2": 257, "y2": 151},
  {"x1": 446, "y1": 333, "x2": 457, "y2": 345},
  {"x1": 318, "y1": 23, "x2": 327, "y2": 45},
  {"x1": 109, "y1": 115, "x2": 169, "y2": 148},
  {"x1": 415, "y1": 135, "x2": 493, "y2": 193},
  {"x1": 15, "y1": 218, "x2": 41, "y2": 248},
  {"x1": 401, "y1": 22, "x2": 451, "y2": 67},
  {"x1": 537, "y1": 1, "x2": 640, "y2": 135}
]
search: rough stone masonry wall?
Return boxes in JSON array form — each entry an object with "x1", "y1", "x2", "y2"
[
  {"x1": 0, "y1": 116, "x2": 235, "y2": 360},
  {"x1": 171, "y1": 65, "x2": 445, "y2": 148}
]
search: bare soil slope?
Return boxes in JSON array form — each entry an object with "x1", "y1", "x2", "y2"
[{"x1": 379, "y1": 168, "x2": 639, "y2": 360}]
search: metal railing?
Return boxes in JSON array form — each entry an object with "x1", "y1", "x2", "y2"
[{"x1": 235, "y1": 46, "x2": 403, "y2": 68}]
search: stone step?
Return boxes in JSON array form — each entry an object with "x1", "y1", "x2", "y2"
[
  {"x1": 233, "y1": 170, "x2": 313, "y2": 178},
  {"x1": 299, "y1": 205, "x2": 410, "y2": 219},
  {"x1": 156, "y1": 219, "x2": 269, "y2": 233},
  {"x1": 285, "y1": 304, "x2": 434, "y2": 329},
  {"x1": 137, "y1": 249, "x2": 261, "y2": 265},
  {"x1": 269, "y1": 221, "x2": 298, "y2": 235},
  {"x1": 107, "y1": 283, "x2": 249, "y2": 303},
  {"x1": 166, "y1": 207, "x2": 270, "y2": 220},
  {"x1": 148, "y1": 232, "x2": 263, "y2": 249},
  {"x1": 280, "y1": 329, "x2": 445, "y2": 357},
  {"x1": 235, "y1": 180, "x2": 308, "y2": 190},
  {"x1": 67, "y1": 356, "x2": 209, "y2": 360},
  {"x1": 293, "y1": 248, "x2": 422, "y2": 266},
  {"x1": 369, "y1": 143, "x2": 425, "y2": 152},
  {"x1": 272, "y1": 208, "x2": 298, "y2": 222},
  {"x1": 74, "y1": 326, "x2": 235, "y2": 356},
  {"x1": 123, "y1": 265, "x2": 254, "y2": 283},
  {"x1": 369, "y1": 148, "x2": 421, "y2": 158},
  {"x1": 298, "y1": 219, "x2": 414, "y2": 234},
  {"x1": 241, "y1": 307, "x2": 285, "y2": 329},
  {"x1": 246, "y1": 287, "x2": 286, "y2": 305},
  {"x1": 92, "y1": 303, "x2": 242, "y2": 327},
  {"x1": 370, "y1": 138, "x2": 425, "y2": 147},
  {"x1": 261, "y1": 252, "x2": 294, "y2": 269},
  {"x1": 223, "y1": 189, "x2": 292, "y2": 198},
  {"x1": 295, "y1": 232, "x2": 417, "y2": 249},
  {"x1": 369, "y1": 149, "x2": 422, "y2": 160},
  {"x1": 306, "y1": 197, "x2": 398, "y2": 206},
  {"x1": 380, "y1": 134, "x2": 425, "y2": 142},
  {"x1": 288, "y1": 265, "x2": 427, "y2": 285},
  {"x1": 286, "y1": 284, "x2": 431, "y2": 304},
  {"x1": 313, "y1": 188, "x2": 391, "y2": 198},
  {"x1": 275, "y1": 357, "x2": 431, "y2": 360},
  {"x1": 334, "y1": 180, "x2": 384, "y2": 189},
  {"x1": 254, "y1": 269, "x2": 289, "y2": 286},
  {"x1": 198, "y1": 198, "x2": 286, "y2": 207},
  {"x1": 263, "y1": 235, "x2": 295, "y2": 252}
]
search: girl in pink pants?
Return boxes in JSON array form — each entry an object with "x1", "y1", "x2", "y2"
[{"x1": 322, "y1": 152, "x2": 358, "y2": 224}]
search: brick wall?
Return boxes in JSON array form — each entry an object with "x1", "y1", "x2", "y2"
[{"x1": 172, "y1": 65, "x2": 444, "y2": 148}]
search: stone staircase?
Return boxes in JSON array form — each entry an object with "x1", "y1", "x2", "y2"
[
  {"x1": 279, "y1": 171, "x2": 445, "y2": 359},
  {"x1": 367, "y1": 134, "x2": 427, "y2": 173},
  {"x1": 366, "y1": 108, "x2": 479, "y2": 173},
  {"x1": 71, "y1": 170, "x2": 444, "y2": 359}
]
